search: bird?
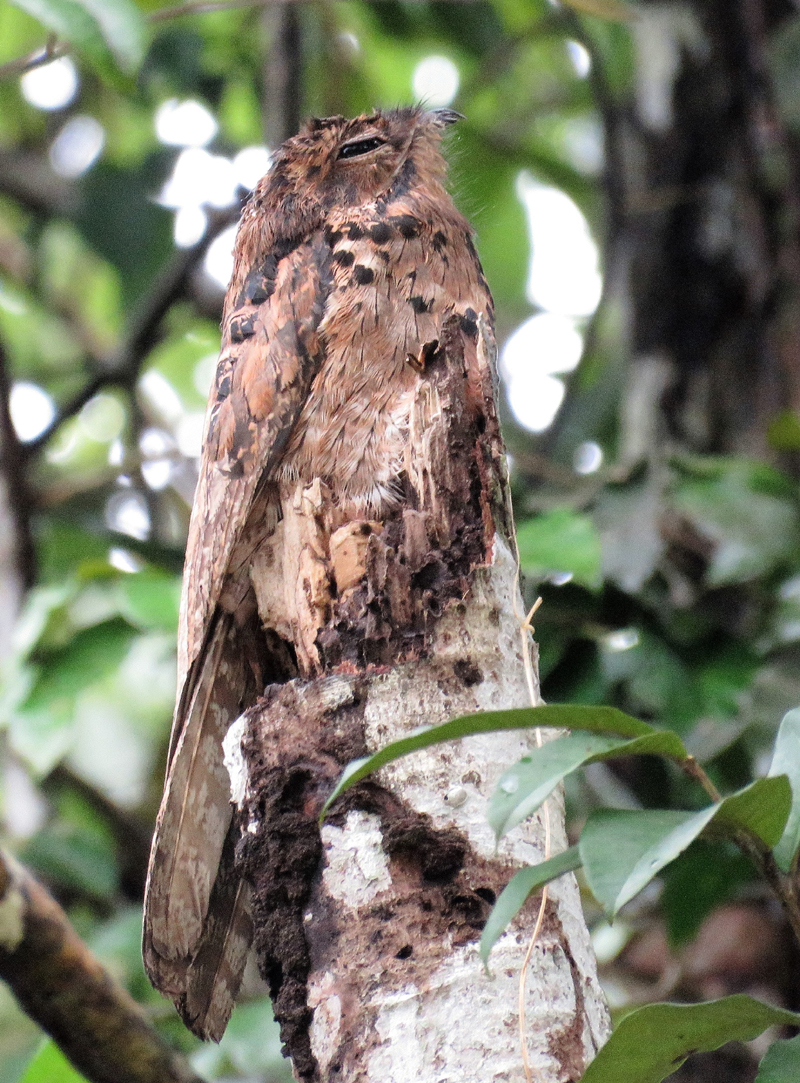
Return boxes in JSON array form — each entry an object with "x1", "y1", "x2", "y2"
[{"x1": 142, "y1": 106, "x2": 495, "y2": 1041}]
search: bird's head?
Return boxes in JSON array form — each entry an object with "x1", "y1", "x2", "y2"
[
  {"x1": 277, "y1": 106, "x2": 460, "y2": 205},
  {"x1": 231, "y1": 107, "x2": 461, "y2": 294},
  {"x1": 249, "y1": 107, "x2": 460, "y2": 222}
]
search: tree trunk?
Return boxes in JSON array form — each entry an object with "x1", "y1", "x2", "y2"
[
  {"x1": 624, "y1": 0, "x2": 800, "y2": 460},
  {"x1": 226, "y1": 318, "x2": 610, "y2": 1080}
]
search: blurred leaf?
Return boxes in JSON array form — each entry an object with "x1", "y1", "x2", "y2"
[
  {"x1": 74, "y1": 0, "x2": 146, "y2": 71},
  {"x1": 516, "y1": 508, "x2": 602, "y2": 588},
  {"x1": 8, "y1": 583, "x2": 74, "y2": 658},
  {"x1": 22, "y1": 813, "x2": 119, "y2": 900},
  {"x1": 768, "y1": 707, "x2": 800, "y2": 871},
  {"x1": 18, "y1": 1039, "x2": 89, "y2": 1083},
  {"x1": 479, "y1": 846, "x2": 582, "y2": 965},
  {"x1": 9, "y1": 0, "x2": 111, "y2": 69},
  {"x1": 756, "y1": 1035, "x2": 800, "y2": 1082},
  {"x1": 767, "y1": 410, "x2": 800, "y2": 452},
  {"x1": 581, "y1": 997, "x2": 800, "y2": 1083},
  {"x1": 23, "y1": 617, "x2": 137, "y2": 712},
  {"x1": 672, "y1": 458, "x2": 800, "y2": 585},
  {"x1": 117, "y1": 570, "x2": 180, "y2": 632},
  {"x1": 593, "y1": 475, "x2": 665, "y2": 593},
  {"x1": 322, "y1": 704, "x2": 656, "y2": 817},
  {"x1": 581, "y1": 777, "x2": 791, "y2": 917},
  {"x1": 489, "y1": 729, "x2": 688, "y2": 840},
  {"x1": 192, "y1": 997, "x2": 291, "y2": 1081},
  {"x1": 36, "y1": 521, "x2": 113, "y2": 583},
  {"x1": 660, "y1": 841, "x2": 755, "y2": 947},
  {"x1": 600, "y1": 629, "x2": 701, "y2": 732},
  {"x1": 8, "y1": 0, "x2": 144, "y2": 77},
  {"x1": 10, "y1": 617, "x2": 137, "y2": 774},
  {"x1": 74, "y1": 161, "x2": 173, "y2": 303}
]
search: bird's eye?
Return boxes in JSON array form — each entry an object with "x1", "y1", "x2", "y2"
[{"x1": 338, "y1": 136, "x2": 386, "y2": 160}]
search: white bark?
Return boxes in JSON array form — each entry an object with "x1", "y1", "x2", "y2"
[{"x1": 301, "y1": 538, "x2": 609, "y2": 1082}]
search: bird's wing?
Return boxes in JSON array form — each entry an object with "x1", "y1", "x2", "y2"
[
  {"x1": 143, "y1": 230, "x2": 332, "y2": 1035},
  {"x1": 177, "y1": 231, "x2": 333, "y2": 709}
]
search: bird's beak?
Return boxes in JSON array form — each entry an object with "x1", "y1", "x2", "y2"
[{"x1": 430, "y1": 108, "x2": 465, "y2": 127}]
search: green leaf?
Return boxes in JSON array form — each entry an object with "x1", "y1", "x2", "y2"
[
  {"x1": 516, "y1": 509, "x2": 602, "y2": 589},
  {"x1": 489, "y1": 729, "x2": 689, "y2": 841},
  {"x1": 768, "y1": 708, "x2": 800, "y2": 871},
  {"x1": 480, "y1": 847, "x2": 582, "y2": 966},
  {"x1": 711, "y1": 775, "x2": 792, "y2": 848},
  {"x1": 117, "y1": 571, "x2": 181, "y2": 633},
  {"x1": 581, "y1": 808, "x2": 704, "y2": 918},
  {"x1": 767, "y1": 411, "x2": 800, "y2": 452},
  {"x1": 582, "y1": 997, "x2": 800, "y2": 1083},
  {"x1": 581, "y1": 778, "x2": 792, "y2": 917},
  {"x1": 10, "y1": 618, "x2": 137, "y2": 774},
  {"x1": 660, "y1": 841, "x2": 754, "y2": 947},
  {"x1": 19, "y1": 1039, "x2": 89, "y2": 1083},
  {"x1": 321, "y1": 705, "x2": 656, "y2": 819},
  {"x1": 756, "y1": 1034, "x2": 800, "y2": 1083}
]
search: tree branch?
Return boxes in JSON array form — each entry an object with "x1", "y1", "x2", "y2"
[
  {"x1": 0, "y1": 339, "x2": 35, "y2": 653},
  {"x1": 0, "y1": 849, "x2": 205, "y2": 1083},
  {"x1": 24, "y1": 205, "x2": 240, "y2": 457}
]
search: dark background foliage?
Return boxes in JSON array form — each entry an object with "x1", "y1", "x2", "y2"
[{"x1": 2, "y1": 1, "x2": 800, "y2": 1080}]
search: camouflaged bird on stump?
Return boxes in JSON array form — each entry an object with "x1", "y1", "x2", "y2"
[{"x1": 143, "y1": 108, "x2": 608, "y2": 1081}]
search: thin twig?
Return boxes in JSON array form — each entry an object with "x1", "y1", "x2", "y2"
[
  {"x1": 678, "y1": 753, "x2": 800, "y2": 953},
  {"x1": 0, "y1": 39, "x2": 68, "y2": 81},
  {"x1": 513, "y1": 586, "x2": 548, "y2": 1083},
  {"x1": 149, "y1": 0, "x2": 273, "y2": 22},
  {"x1": 679, "y1": 755, "x2": 722, "y2": 803}
]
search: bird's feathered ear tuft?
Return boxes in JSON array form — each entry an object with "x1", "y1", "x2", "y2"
[{"x1": 429, "y1": 109, "x2": 465, "y2": 127}]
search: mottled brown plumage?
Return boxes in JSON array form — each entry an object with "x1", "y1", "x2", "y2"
[{"x1": 143, "y1": 106, "x2": 494, "y2": 1040}]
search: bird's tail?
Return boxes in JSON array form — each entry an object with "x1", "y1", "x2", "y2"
[{"x1": 142, "y1": 613, "x2": 254, "y2": 1041}]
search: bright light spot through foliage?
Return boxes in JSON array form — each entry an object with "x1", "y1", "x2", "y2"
[
  {"x1": 155, "y1": 98, "x2": 218, "y2": 147},
  {"x1": 412, "y1": 55, "x2": 460, "y2": 107},
  {"x1": 567, "y1": 39, "x2": 592, "y2": 77},
  {"x1": 20, "y1": 57, "x2": 78, "y2": 110},
  {"x1": 49, "y1": 115, "x2": 105, "y2": 178},
  {"x1": 9, "y1": 382, "x2": 55, "y2": 442},
  {"x1": 160, "y1": 148, "x2": 239, "y2": 210},
  {"x1": 517, "y1": 173, "x2": 602, "y2": 317},
  {"x1": 501, "y1": 313, "x2": 583, "y2": 432},
  {"x1": 204, "y1": 224, "x2": 238, "y2": 290},
  {"x1": 233, "y1": 146, "x2": 272, "y2": 190}
]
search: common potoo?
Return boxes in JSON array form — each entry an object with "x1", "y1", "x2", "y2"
[{"x1": 143, "y1": 107, "x2": 495, "y2": 1040}]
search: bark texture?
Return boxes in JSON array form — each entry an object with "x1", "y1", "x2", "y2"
[{"x1": 227, "y1": 319, "x2": 610, "y2": 1080}]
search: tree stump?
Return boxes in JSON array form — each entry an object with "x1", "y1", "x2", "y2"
[{"x1": 224, "y1": 316, "x2": 610, "y2": 1081}]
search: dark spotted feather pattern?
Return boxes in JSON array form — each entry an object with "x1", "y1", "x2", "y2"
[{"x1": 143, "y1": 106, "x2": 494, "y2": 1041}]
